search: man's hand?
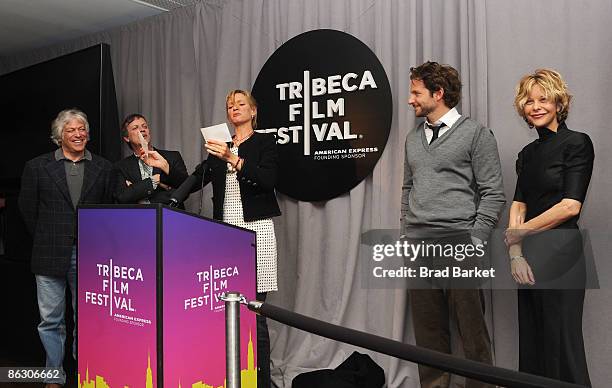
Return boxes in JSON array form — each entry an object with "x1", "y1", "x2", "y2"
[{"x1": 142, "y1": 150, "x2": 170, "y2": 174}]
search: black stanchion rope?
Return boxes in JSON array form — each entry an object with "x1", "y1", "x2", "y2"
[{"x1": 248, "y1": 302, "x2": 586, "y2": 388}]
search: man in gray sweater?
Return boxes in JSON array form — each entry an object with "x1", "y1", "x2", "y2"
[{"x1": 401, "y1": 61, "x2": 505, "y2": 388}]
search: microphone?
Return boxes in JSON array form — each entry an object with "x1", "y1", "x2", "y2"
[{"x1": 168, "y1": 160, "x2": 206, "y2": 207}]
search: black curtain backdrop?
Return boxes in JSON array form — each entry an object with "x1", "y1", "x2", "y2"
[{"x1": 0, "y1": 44, "x2": 120, "y2": 378}]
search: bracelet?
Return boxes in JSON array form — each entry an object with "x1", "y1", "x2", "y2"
[
  {"x1": 234, "y1": 157, "x2": 243, "y2": 169},
  {"x1": 510, "y1": 255, "x2": 525, "y2": 261}
]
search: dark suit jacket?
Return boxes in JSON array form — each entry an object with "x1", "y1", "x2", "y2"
[
  {"x1": 18, "y1": 151, "x2": 113, "y2": 276},
  {"x1": 194, "y1": 132, "x2": 281, "y2": 221},
  {"x1": 113, "y1": 149, "x2": 188, "y2": 205}
]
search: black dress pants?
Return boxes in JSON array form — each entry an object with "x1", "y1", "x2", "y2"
[
  {"x1": 256, "y1": 292, "x2": 271, "y2": 388},
  {"x1": 518, "y1": 288, "x2": 591, "y2": 386}
]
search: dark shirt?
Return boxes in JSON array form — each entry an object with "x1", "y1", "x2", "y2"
[
  {"x1": 513, "y1": 122, "x2": 594, "y2": 228},
  {"x1": 54, "y1": 148, "x2": 92, "y2": 208}
]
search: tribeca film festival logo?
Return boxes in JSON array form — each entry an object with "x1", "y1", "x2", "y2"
[
  {"x1": 252, "y1": 29, "x2": 392, "y2": 201},
  {"x1": 184, "y1": 264, "x2": 240, "y2": 312},
  {"x1": 83, "y1": 258, "x2": 151, "y2": 326}
]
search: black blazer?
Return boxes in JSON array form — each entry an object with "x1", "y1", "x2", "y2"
[
  {"x1": 113, "y1": 149, "x2": 188, "y2": 204},
  {"x1": 194, "y1": 132, "x2": 281, "y2": 222},
  {"x1": 18, "y1": 151, "x2": 113, "y2": 276}
]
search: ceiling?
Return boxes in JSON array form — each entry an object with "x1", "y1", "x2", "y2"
[{"x1": 0, "y1": 0, "x2": 195, "y2": 58}]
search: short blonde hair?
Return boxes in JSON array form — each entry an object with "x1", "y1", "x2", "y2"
[
  {"x1": 514, "y1": 68, "x2": 572, "y2": 126},
  {"x1": 226, "y1": 89, "x2": 258, "y2": 129}
]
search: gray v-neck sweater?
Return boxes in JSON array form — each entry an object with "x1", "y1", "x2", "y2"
[{"x1": 401, "y1": 116, "x2": 506, "y2": 240}]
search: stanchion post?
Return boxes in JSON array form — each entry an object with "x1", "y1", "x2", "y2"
[{"x1": 222, "y1": 292, "x2": 242, "y2": 388}]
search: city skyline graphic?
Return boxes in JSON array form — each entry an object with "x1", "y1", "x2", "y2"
[{"x1": 78, "y1": 331, "x2": 256, "y2": 388}]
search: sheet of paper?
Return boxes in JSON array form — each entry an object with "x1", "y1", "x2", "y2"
[{"x1": 200, "y1": 123, "x2": 232, "y2": 143}]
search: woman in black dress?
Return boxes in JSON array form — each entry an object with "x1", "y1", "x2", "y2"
[{"x1": 504, "y1": 69, "x2": 594, "y2": 385}]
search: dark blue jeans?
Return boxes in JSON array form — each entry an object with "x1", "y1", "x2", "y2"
[{"x1": 34, "y1": 246, "x2": 76, "y2": 384}]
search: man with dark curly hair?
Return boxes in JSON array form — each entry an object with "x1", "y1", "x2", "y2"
[{"x1": 401, "y1": 61, "x2": 505, "y2": 388}]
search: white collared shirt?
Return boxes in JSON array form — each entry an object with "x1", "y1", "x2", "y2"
[{"x1": 424, "y1": 107, "x2": 461, "y2": 144}]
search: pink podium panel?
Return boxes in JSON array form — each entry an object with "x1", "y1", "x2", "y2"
[
  {"x1": 77, "y1": 205, "x2": 257, "y2": 388},
  {"x1": 162, "y1": 207, "x2": 257, "y2": 388}
]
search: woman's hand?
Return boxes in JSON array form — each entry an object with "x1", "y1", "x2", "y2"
[
  {"x1": 205, "y1": 139, "x2": 239, "y2": 165},
  {"x1": 504, "y1": 227, "x2": 529, "y2": 246},
  {"x1": 511, "y1": 256, "x2": 535, "y2": 285},
  {"x1": 141, "y1": 150, "x2": 169, "y2": 174}
]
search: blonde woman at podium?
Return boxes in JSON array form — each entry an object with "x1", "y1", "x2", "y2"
[{"x1": 194, "y1": 89, "x2": 281, "y2": 388}]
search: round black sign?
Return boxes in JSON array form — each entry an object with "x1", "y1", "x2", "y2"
[{"x1": 252, "y1": 29, "x2": 392, "y2": 202}]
